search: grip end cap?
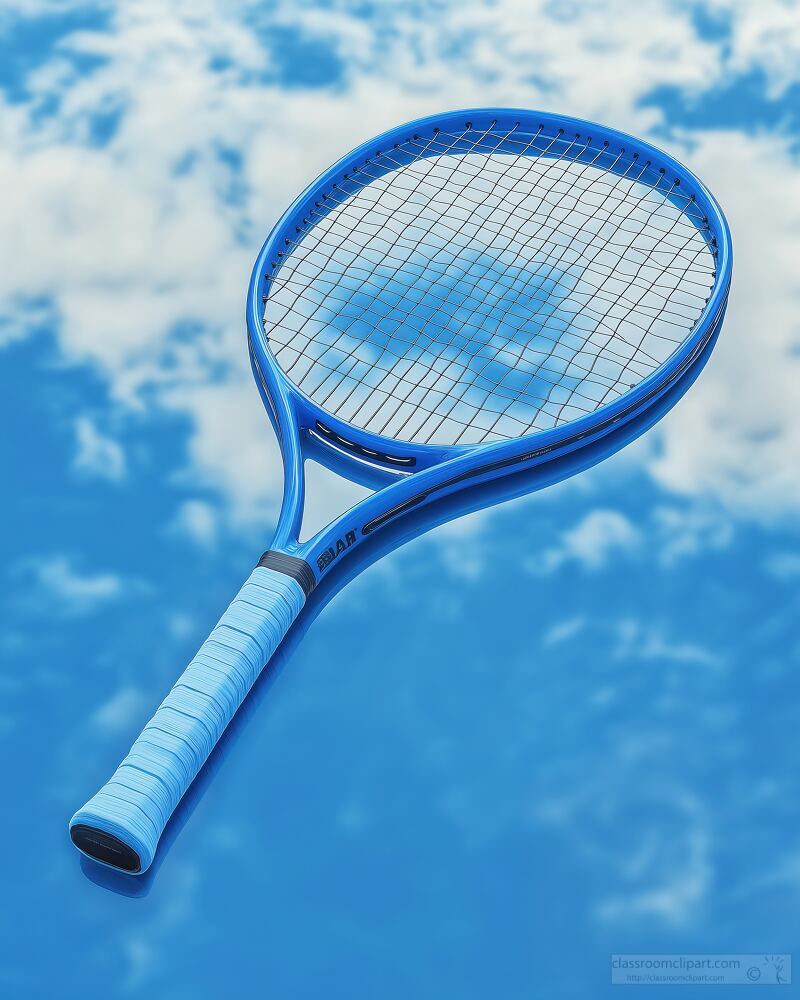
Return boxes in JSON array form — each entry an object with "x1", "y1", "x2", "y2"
[{"x1": 69, "y1": 822, "x2": 142, "y2": 874}]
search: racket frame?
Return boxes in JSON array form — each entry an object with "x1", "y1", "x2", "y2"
[
  {"x1": 248, "y1": 108, "x2": 732, "y2": 584},
  {"x1": 69, "y1": 107, "x2": 731, "y2": 875}
]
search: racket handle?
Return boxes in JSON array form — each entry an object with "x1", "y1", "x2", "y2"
[{"x1": 69, "y1": 566, "x2": 305, "y2": 874}]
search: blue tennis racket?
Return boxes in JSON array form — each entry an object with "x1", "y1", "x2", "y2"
[{"x1": 70, "y1": 108, "x2": 732, "y2": 874}]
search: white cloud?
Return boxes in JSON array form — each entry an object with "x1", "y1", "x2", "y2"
[
  {"x1": 647, "y1": 129, "x2": 800, "y2": 518},
  {"x1": 91, "y1": 685, "x2": 148, "y2": 732},
  {"x1": 73, "y1": 415, "x2": 126, "y2": 482},
  {"x1": 542, "y1": 616, "x2": 586, "y2": 646},
  {"x1": 652, "y1": 504, "x2": 733, "y2": 565},
  {"x1": 0, "y1": 296, "x2": 52, "y2": 348},
  {"x1": 597, "y1": 821, "x2": 711, "y2": 926},
  {"x1": 166, "y1": 611, "x2": 197, "y2": 639},
  {"x1": 168, "y1": 499, "x2": 218, "y2": 546},
  {"x1": 164, "y1": 381, "x2": 283, "y2": 528},
  {"x1": 534, "y1": 509, "x2": 641, "y2": 573},
  {"x1": 763, "y1": 551, "x2": 800, "y2": 579},
  {"x1": 18, "y1": 555, "x2": 145, "y2": 617},
  {"x1": 0, "y1": 0, "x2": 797, "y2": 530},
  {"x1": 613, "y1": 619, "x2": 721, "y2": 668},
  {"x1": 721, "y1": 0, "x2": 800, "y2": 97},
  {"x1": 538, "y1": 775, "x2": 712, "y2": 927}
]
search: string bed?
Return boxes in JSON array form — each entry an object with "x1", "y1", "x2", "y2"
[{"x1": 263, "y1": 122, "x2": 717, "y2": 447}]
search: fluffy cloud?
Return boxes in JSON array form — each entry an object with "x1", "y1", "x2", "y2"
[
  {"x1": 91, "y1": 685, "x2": 148, "y2": 732},
  {"x1": 651, "y1": 503, "x2": 733, "y2": 565},
  {"x1": 16, "y1": 554, "x2": 146, "y2": 616},
  {"x1": 542, "y1": 616, "x2": 587, "y2": 647},
  {"x1": 168, "y1": 499, "x2": 218, "y2": 546},
  {"x1": 721, "y1": 0, "x2": 800, "y2": 96},
  {"x1": 612, "y1": 618, "x2": 721, "y2": 668},
  {"x1": 647, "y1": 128, "x2": 800, "y2": 517},
  {"x1": 763, "y1": 550, "x2": 800, "y2": 579},
  {"x1": 525, "y1": 499, "x2": 735, "y2": 576},
  {"x1": 73, "y1": 415, "x2": 127, "y2": 481},
  {"x1": 1, "y1": 0, "x2": 798, "y2": 530},
  {"x1": 534, "y1": 509, "x2": 641, "y2": 573}
]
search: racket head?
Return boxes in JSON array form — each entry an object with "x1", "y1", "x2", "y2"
[{"x1": 247, "y1": 107, "x2": 731, "y2": 506}]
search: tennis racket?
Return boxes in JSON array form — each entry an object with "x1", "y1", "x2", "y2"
[{"x1": 70, "y1": 108, "x2": 732, "y2": 874}]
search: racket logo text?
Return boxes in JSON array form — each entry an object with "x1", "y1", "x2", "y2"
[{"x1": 316, "y1": 530, "x2": 357, "y2": 572}]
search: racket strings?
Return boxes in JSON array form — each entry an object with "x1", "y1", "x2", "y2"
[
  {"x1": 278, "y1": 137, "x2": 704, "y2": 386},
  {"x1": 355, "y1": 144, "x2": 672, "y2": 437},
  {"x1": 316, "y1": 125, "x2": 618, "y2": 428},
  {"x1": 264, "y1": 123, "x2": 717, "y2": 445},
  {"x1": 361, "y1": 132, "x2": 617, "y2": 437},
  {"x1": 272, "y1": 209, "x2": 707, "y2": 386},
  {"x1": 291, "y1": 148, "x2": 709, "y2": 339},
  {"x1": 328, "y1": 140, "x2": 711, "y2": 338},
  {"x1": 273, "y1": 177, "x2": 706, "y2": 400},
  {"x1": 272, "y1": 147, "x2": 708, "y2": 434},
  {"x1": 278, "y1": 149, "x2": 664, "y2": 426}
]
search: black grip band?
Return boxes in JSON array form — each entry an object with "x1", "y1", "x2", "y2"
[{"x1": 257, "y1": 551, "x2": 316, "y2": 598}]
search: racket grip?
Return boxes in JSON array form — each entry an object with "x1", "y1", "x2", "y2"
[{"x1": 69, "y1": 566, "x2": 305, "y2": 874}]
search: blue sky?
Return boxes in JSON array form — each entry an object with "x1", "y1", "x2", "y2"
[{"x1": 2, "y1": 1, "x2": 800, "y2": 997}]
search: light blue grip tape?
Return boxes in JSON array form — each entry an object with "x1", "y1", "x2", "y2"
[{"x1": 69, "y1": 566, "x2": 305, "y2": 873}]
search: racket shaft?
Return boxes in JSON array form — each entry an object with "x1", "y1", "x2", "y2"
[{"x1": 69, "y1": 566, "x2": 305, "y2": 873}]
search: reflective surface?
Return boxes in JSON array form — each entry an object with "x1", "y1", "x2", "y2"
[
  {"x1": 1, "y1": 2, "x2": 798, "y2": 998},
  {"x1": 5, "y1": 459, "x2": 799, "y2": 997}
]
